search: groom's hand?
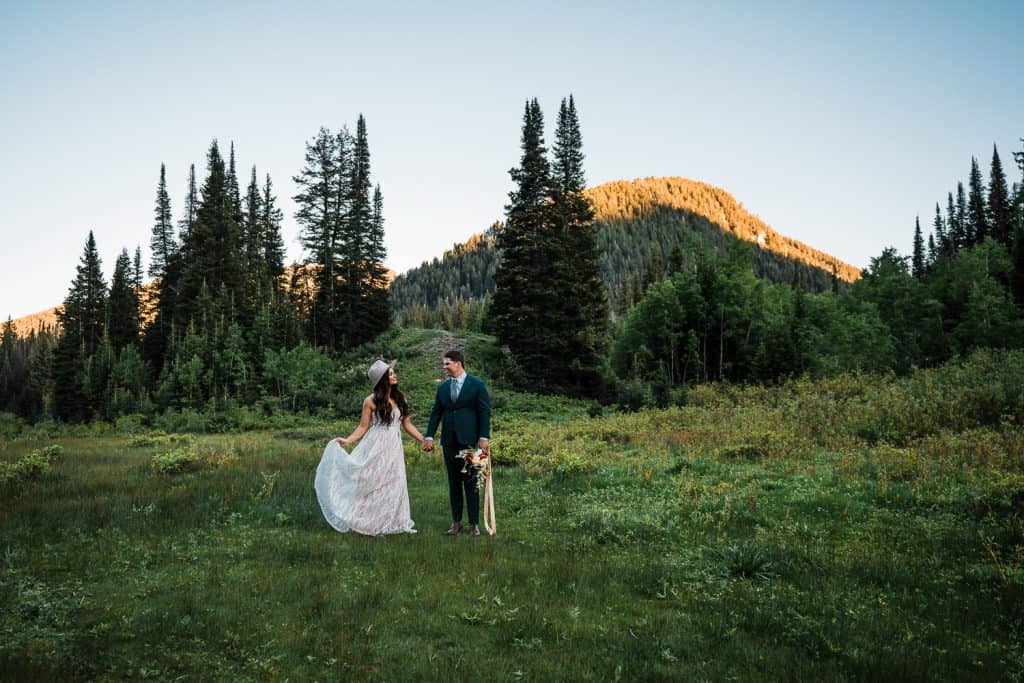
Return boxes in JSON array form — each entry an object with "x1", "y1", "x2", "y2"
[
  {"x1": 422, "y1": 440, "x2": 434, "y2": 452},
  {"x1": 478, "y1": 439, "x2": 489, "y2": 456}
]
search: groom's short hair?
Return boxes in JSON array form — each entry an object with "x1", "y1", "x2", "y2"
[{"x1": 444, "y1": 349, "x2": 465, "y2": 366}]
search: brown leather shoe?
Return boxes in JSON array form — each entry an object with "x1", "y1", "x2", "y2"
[
  {"x1": 445, "y1": 523, "x2": 463, "y2": 535},
  {"x1": 467, "y1": 524, "x2": 481, "y2": 537}
]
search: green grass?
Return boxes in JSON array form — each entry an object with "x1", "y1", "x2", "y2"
[{"x1": 1, "y1": 330, "x2": 1022, "y2": 680}]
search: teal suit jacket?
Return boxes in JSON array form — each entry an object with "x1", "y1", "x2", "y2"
[{"x1": 426, "y1": 374, "x2": 491, "y2": 448}]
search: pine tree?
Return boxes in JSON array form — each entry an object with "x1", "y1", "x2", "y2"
[
  {"x1": 294, "y1": 127, "x2": 345, "y2": 349},
  {"x1": 548, "y1": 95, "x2": 609, "y2": 396},
  {"x1": 179, "y1": 164, "x2": 198, "y2": 243},
  {"x1": 150, "y1": 163, "x2": 176, "y2": 277},
  {"x1": 65, "y1": 231, "x2": 107, "y2": 356},
  {"x1": 967, "y1": 157, "x2": 988, "y2": 245},
  {"x1": 364, "y1": 183, "x2": 392, "y2": 333},
  {"x1": 52, "y1": 231, "x2": 107, "y2": 421},
  {"x1": 341, "y1": 115, "x2": 381, "y2": 347},
  {"x1": 927, "y1": 234, "x2": 937, "y2": 268},
  {"x1": 133, "y1": 246, "x2": 143, "y2": 289},
  {"x1": 226, "y1": 142, "x2": 244, "y2": 246},
  {"x1": 243, "y1": 166, "x2": 266, "y2": 292},
  {"x1": 933, "y1": 203, "x2": 949, "y2": 260},
  {"x1": 490, "y1": 99, "x2": 556, "y2": 388},
  {"x1": 143, "y1": 166, "x2": 192, "y2": 369},
  {"x1": 955, "y1": 184, "x2": 969, "y2": 249},
  {"x1": 107, "y1": 248, "x2": 139, "y2": 350},
  {"x1": 948, "y1": 191, "x2": 963, "y2": 252},
  {"x1": 987, "y1": 144, "x2": 1013, "y2": 247},
  {"x1": 178, "y1": 140, "x2": 243, "y2": 324},
  {"x1": 261, "y1": 174, "x2": 286, "y2": 282},
  {"x1": 911, "y1": 216, "x2": 925, "y2": 278}
]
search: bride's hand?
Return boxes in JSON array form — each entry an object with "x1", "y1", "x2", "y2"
[{"x1": 335, "y1": 437, "x2": 351, "y2": 447}]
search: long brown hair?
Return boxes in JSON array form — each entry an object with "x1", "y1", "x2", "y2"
[{"x1": 372, "y1": 372, "x2": 409, "y2": 426}]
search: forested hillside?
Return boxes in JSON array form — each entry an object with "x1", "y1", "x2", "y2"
[{"x1": 390, "y1": 176, "x2": 860, "y2": 324}]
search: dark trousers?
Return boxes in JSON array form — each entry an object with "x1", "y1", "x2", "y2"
[{"x1": 443, "y1": 444, "x2": 479, "y2": 525}]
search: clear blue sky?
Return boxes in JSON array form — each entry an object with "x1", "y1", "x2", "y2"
[{"x1": 2, "y1": 0, "x2": 1021, "y2": 320}]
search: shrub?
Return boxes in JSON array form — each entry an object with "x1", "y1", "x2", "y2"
[
  {"x1": 614, "y1": 379, "x2": 653, "y2": 412},
  {"x1": 114, "y1": 413, "x2": 149, "y2": 436},
  {"x1": 488, "y1": 432, "x2": 533, "y2": 466},
  {"x1": 128, "y1": 431, "x2": 192, "y2": 448},
  {"x1": 0, "y1": 445, "x2": 63, "y2": 489},
  {"x1": 151, "y1": 446, "x2": 201, "y2": 475}
]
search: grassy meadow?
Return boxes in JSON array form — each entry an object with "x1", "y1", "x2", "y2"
[{"x1": 1, "y1": 329, "x2": 1023, "y2": 680}]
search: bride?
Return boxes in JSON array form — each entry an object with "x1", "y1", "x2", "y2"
[{"x1": 314, "y1": 359, "x2": 425, "y2": 535}]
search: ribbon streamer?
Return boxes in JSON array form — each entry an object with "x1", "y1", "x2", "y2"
[{"x1": 483, "y1": 457, "x2": 496, "y2": 536}]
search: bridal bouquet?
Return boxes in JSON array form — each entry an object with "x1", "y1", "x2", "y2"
[{"x1": 457, "y1": 447, "x2": 488, "y2": 491}]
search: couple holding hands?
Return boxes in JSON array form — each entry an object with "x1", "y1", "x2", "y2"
[{"x1": 314, "y1": 349, "x2": 491, "y2": 537}]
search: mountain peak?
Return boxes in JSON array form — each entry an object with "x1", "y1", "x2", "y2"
[{"x1": 586, "y1": 176, "x2": 860, "y2": 283}]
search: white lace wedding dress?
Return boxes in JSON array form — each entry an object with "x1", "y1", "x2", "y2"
[{"x1": 314, "y1": 408, "x2": 416, "y2": 535}]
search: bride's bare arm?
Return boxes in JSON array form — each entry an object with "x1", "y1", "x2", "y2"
[
  {"x1": 336, "y1": 396, "x2": 374, "y2": 446},
  {"x1": 402, "y1": 415, "x2": 425, "y2": 445}
]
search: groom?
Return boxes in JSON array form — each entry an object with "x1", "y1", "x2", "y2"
[{"x1": 423, "y1": 349, "x2": 491, "y2": 537}]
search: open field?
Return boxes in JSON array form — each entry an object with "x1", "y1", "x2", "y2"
[{"x1": 2, "y1": 330, "x2": 1022, "y2": 680}]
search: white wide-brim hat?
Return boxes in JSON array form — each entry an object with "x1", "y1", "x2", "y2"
[{"x1": 367, "y1": 359, "x2": 396, "y2": 385}]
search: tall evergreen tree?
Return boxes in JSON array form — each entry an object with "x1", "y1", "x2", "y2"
[
  {"x1": 490, "y1": 99, "x2": 556, "y2": 388},
  {"x1": 52, "y1": 232, "x2": 107, "y2": 421},
  {"x1": 364, "y1": 183, "x2": 392, "y2": 331},
  {"x1": 549, "y1": 95, "x2": 609, "y2": 396},
  {"x1": 64, "y1": 231, "x2": 107, "y2": 356},
  {"x1": 243, "y1": 166, "x2": 265, "y2": 284},
  {"x1": 179, "y1": 164, "x2": 198, "y2": 243},
  {"x1": 294, "y1": 127, "x2": 345, "y2": 349},
  {"x1": 927, "y1": 234, "x2": 937, "y2": 268},
  {"x1": 239, "y1": 165, "x2": 272, "y2": 335},
  {"x1": 150, "y1": 163, "x2": 176, "y2": 277},
  {"x1": 987, "y1": 144, "x2": 1013, "y2": 247},
  {"x1": 933, "y1": 203, "x2": 949, "y2": 259},
  {"x1": 145, "y1": 165, "x2": 192, "y2": 368},
  {"x1": 133, "y1": 246, "x2": 143, "y2": 290},
  {"x1": 947, "y1": 191, "x2": 962, "y2": 252},
  {"x1": 226, "y1": 142, "x2": 244, "y2": 243},
  {"x1": 955, "y1": 183, "x2": 968, "y2": 249},
  {"x1": 178, "y1": 140, "x2": 243, "y2": 323},
  {"x1": 340, "y1": 115, "x2": 383, "y2": 347},
  {"x1": 107, "y1": 249, "x2": 139, "y2": 350},
  {"x1": 967, "y1": 156, "x2": 988, "y2": 245},
  {"x1": 911, "y1": 216, "x2": 925, "y2": 278},
  {"x1": 261, "y1": 173, "x2": 286, "y2": 282}
]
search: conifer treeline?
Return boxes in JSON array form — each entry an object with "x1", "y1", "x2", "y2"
[{"x1": 1, "y1": 119, "x2": 389, "y2": 422}]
